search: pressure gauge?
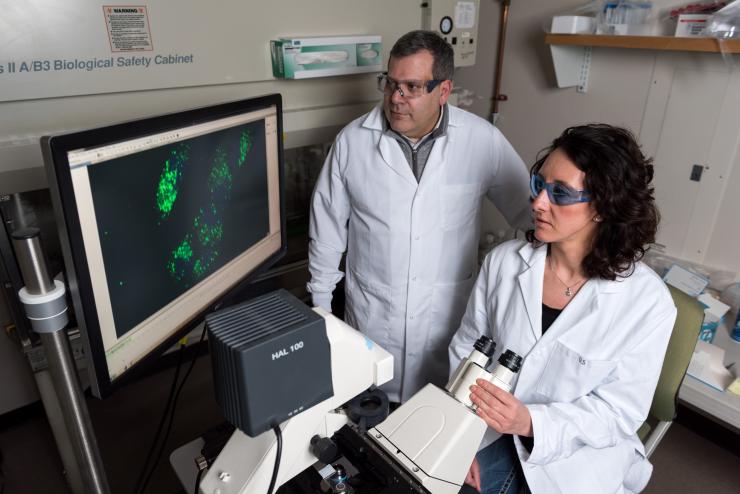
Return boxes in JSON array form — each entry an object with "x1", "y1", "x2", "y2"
[{"x1": 440, "y1": 16, "x2": 453, "y2": 35}]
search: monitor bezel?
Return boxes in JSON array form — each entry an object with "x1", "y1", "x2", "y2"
[{"x1": 42, "y1": 94, "x2": 286, "y2": 398}]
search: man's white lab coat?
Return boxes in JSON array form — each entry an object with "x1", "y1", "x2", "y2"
[
  {"x1": 449, "y1": 240, "x2": 676, "y2": 493},
  {"x1": 308, "y1": 104, "x2": 531, "y2": 402}
]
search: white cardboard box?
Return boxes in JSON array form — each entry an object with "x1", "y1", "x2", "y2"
[
  {"x1": 675, "y1": 14, "x2": 710, "y2": 37},
  {"x1": 551, "y1": 15, "x2": 595, "y2": 34},
  {"x1": 270, "y1": 35, "x2": 382, "y2": 79}
]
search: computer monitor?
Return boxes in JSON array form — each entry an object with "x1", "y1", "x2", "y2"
[{"x1": 42, "y1": 95, "x2": 285, "y2": 397}]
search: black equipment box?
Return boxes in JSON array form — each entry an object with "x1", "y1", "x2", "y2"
[{"x1": 206, "y1": 289, "x2": 333, "y2": 436}]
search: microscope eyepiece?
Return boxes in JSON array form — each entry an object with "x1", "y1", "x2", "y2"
[
  {"x1": 497, "y1": 350, "x2": 523, "y2": 373},
  {"x1": 473, "y1": 335, "x2": 496, "y2": 357}
]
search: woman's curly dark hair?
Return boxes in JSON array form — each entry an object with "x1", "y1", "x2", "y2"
[{"x1": 526, "y1": 124, "x2": 659, "y2": 280}]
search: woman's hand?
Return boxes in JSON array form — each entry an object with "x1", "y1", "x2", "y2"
[
  {"x1": 470, "y1": 379, "x2": 533, "y2": 437},
  {"x1": 464, "y1": 457, "x2": 481, "y2": 492}
]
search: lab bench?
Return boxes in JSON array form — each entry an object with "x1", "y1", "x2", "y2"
[{"x1": 678, "y1": 320, "x2": 740, "y2": 432}]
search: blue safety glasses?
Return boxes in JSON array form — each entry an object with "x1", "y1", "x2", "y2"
[{"x1": 529, "y1": 173, "x2": 590, "y2": 206}]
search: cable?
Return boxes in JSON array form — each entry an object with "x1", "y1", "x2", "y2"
[
  {"x1": 138, "y1": 326, "x2": 207, "y2": 494},
  {"x1": 266, "y1": 425, "x2": 283, "y2": 494},
  {"x1": 0, "y1": 446, "x2": 5, "y2": 494},
  {"x1": 132, "y1": 343, "x2": 186, "y2": 494},
  {"x1": 193, "y1": 467, "x2": 204, "y2": 494}
]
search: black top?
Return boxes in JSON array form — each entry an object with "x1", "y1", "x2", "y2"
[{"x1": 542, "y1": 303, "x2": 562, "y2": 334}]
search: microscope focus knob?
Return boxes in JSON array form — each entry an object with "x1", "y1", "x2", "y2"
[{"x1": 310, "y1": 435, "x2": 339, "y2": 464}]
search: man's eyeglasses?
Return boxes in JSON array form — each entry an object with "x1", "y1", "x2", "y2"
[
  {"x1": 377, "y1": 73, "x2": 443, "y2": 99},
  {"x1": 530, "y1": 173, "x2": 591, "y2": 206}
]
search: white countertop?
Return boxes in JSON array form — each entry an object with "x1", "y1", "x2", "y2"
[{"x1": 678, "y1": 320, "x2": 740, "y2": 431}]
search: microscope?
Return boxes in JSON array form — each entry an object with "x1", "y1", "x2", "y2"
[
  {"x1": 195, "y1": 290, "x2": 522, "y2": 494},
  {"x1": 364, "y1": 337, "x2": 522, "y2": 493}
]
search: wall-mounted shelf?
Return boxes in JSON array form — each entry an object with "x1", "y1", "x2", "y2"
[
  {"x1": 545, "y1": 34, "x2": 740, "y2": 93},
  {"x1": 545, "y1": 34, "x2": 740, "y2": 54}
]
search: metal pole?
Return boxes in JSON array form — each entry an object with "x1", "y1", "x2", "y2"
[
  {"x1": 33, "y1": 369, "x2": 86, "y2": 494},
  {"x1": 11, "y1": 227, "x2": 111, "y2": 494},
  {"x1": 492, "y1": 0, "x2": 512, "y2": 122},
  {"x1": 41, "y1": 330, "x2": 110, "y2": 494}
]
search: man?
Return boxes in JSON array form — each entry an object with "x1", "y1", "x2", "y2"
[{"x1": 308, "y1": 30, "x2": 531, "y2": 403}]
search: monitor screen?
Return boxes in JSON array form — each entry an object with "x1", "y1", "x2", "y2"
[{"x1": 42, "y1": 95, "x2": 285, "y2": 397}]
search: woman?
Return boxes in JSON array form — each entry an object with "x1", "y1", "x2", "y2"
[{"x1": 449, "y1": 124, "x2": 676, "y2": 494}]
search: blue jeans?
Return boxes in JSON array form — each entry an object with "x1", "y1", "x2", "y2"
[{"x1": 477, "y1": 435, "x2": 528, "y2": 494}]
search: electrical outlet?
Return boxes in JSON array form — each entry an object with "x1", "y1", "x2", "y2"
[{"x1": 690, "y1": 164, "x2": 703, "y2": 182}]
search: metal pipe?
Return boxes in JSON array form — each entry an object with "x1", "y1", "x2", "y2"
[
  {"x1": 11, "y1": 227, "x2": 54, "y2": 295},
  {"x1": 34, "y1": 369, "x2": 86, "y2": 494},
  {"x1": 42, "y1": 330, "x2": 110, "y2": 494},
  {"x1": 11, "y1": 227, "x2": 111, "y2": 494},
  {"x1": 492, "y1": 0, "x2": 512, "y2": 120}
]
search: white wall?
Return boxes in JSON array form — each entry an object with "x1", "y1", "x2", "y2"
[
  {"x1": 454, "y1": 0, "x2": 740, "y2": 276},
  {"x1": 0, "y1": 0, "x2": 422, "y2": 193}
]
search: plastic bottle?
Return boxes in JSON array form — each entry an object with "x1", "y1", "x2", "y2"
[{"x1": 721, "y1": 283, "x2": 740, "y2": 343}]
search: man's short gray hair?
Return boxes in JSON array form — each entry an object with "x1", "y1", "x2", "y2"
[{"x1": 390, "y1": 30, "x2": 454, "y2": 81}]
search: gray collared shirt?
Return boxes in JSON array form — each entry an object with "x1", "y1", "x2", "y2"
[{"x1": 383, "y1": 104, "x2": 449, "y2": 182}]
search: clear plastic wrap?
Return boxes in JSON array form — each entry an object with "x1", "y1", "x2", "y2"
[
  {"x1": 596, "y1": 1, "x2": 655, "y2": 35},
  {"x1": 704, "y1": 0, "x2": 740, "y2": 37},
  {"x1": 643, "y1": 248, "x2": 737, "y2": 292},
  {"x1": 703, "y1": 1, "x2": 740, "y2": 65}
]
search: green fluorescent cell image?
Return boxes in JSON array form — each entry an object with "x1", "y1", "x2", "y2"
[
  {"x1": 89, "y1": 117, "x2": 269, "y2": 339},
  {"x1": 156, "y1": 144, "x2": 189, "y2": 219},
  {"x1": 239, "y1": 130, "x2": 252, "y2": 167},
  {"x1": 194, "y1": 204, "x2": 223, "y2": 247},
  {"x1": 192, "y1": 249, "x2": 219, "y2": 279},
  {"x1": 173, "y1": 236, "x2": 193, "y2": 261},
  {"x1": 159, "y1": 136, "x2": 241, "y2": 286},
  {"x1": 192, "y1": 258, "x2": 204, "y2": 278},
  {"x1": 167, "y1": 234, "x2": 194, "y2": 282},
  {"x1": 156, "y1": 160, "x2": 179, "y2": 216},
  {"x1": 208, "y1": 148, "x2": 233, "y2": 198},
  {"x1": 157, "y1": 124, "x2": 258, "y2": 287},
  {"x1": 166, "y1": 202, "x2": 225, "y2": 284}
]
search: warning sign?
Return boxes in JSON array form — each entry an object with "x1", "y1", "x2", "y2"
[{"x1": 103, "y1": 5, "x2": 154, "y2": 52}]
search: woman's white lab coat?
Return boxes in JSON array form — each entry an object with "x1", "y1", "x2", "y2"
[
  {"x1": 308, "y1": 104, "x2": 531, "y2": 402},
  {"x1": 449, "y1": 240, "x2": 676, "y2": 493}
]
